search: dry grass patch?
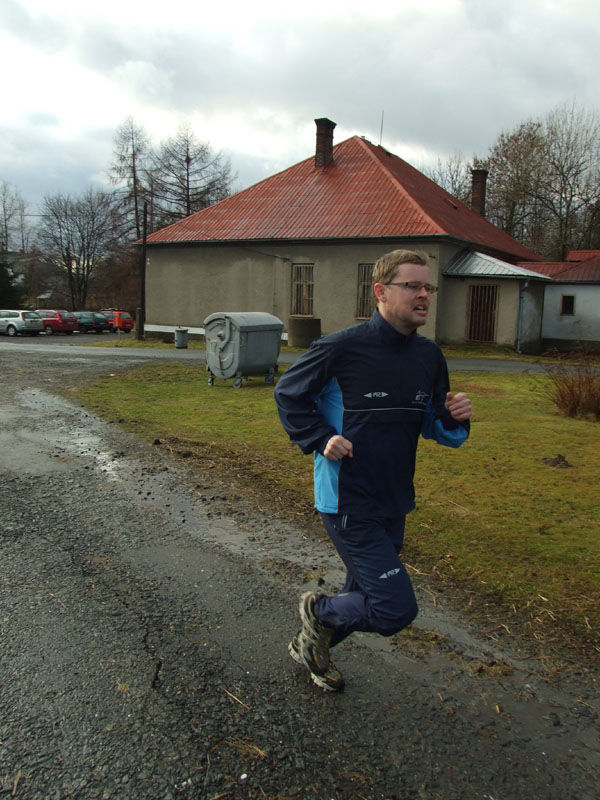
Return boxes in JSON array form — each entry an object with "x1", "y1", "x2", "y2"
[{"x1": 536, "y1": 356, "x2": 600, "y2": 420}]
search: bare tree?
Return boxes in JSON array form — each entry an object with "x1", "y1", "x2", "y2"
[
  {"x1": 0, "y1": 180, "x2": 29, "y2": 252},
  {"x1": 474, "y1": 120, "x2": 550, "y2": 253},
  {"x1": 37, "y1": 189, "x2": 121, "y2": 309},
  {"x1": 538, "y1": 102, "x2": 600, "y2": 259},
  {"x1": 421, "y1": 152, "x2": 472, "y2": 204},
  {"x1": 474, "y1": 102, "x2": 600, "y2": 259},
  {"x1": 108, "y1": 117, "x2": 152, "y2": 240},
  {"x1": 151, "y1": 122, "x2": 234, "y2": 225}
]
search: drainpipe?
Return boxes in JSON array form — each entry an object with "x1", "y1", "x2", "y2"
[{"x1": 515, "y1": 279, "x2": 530, "y2": 354}]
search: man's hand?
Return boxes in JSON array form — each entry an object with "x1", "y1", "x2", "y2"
[
  {"x1": 445, "y1": 392, "x2": 472, "y2": 422},
  {"x1": 323, "y1": 434, "x2": 354, "y2": 461}
]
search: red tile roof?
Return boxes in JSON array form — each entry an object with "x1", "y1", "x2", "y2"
[
  {"x1": 517, "y1": 261, "x2": 570, "y2": 278},
  {"x1": 565, "y1": 250, "x2": 600, "y2": 262},
  {"x1": 146, "y1": 135, "x2": 541, "y2": 262},
  {"x1": 519, "y1": 258, "x2": 600, "y2": 281}
]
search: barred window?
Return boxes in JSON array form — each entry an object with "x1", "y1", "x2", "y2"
[
  {"x1": 291, "y1": 263, "x2": 314, "y2": 315},
  {"x1": 356, "y1": 263, "x2": 375, "y2": 318}
]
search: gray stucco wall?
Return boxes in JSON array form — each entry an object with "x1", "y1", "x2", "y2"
[
  {"x1": 437, "y1": 277, "x2": 544, "y2": 352},
  {"x1": 517, "y1": 282, "x2": 545, "y2": 353},
  {"x1": 144, "y1": 241, "x2": 447, "y2": 339},
  {"x1": 145, "y1": 240, "x2": 543, "y2": 350},
  {"x1": 542, "y1": 284, "x2": 600, "y2": 346}
]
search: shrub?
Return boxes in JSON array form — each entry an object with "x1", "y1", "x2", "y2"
[{"x1": 539, "y1": 354, "x2": 600, "y2": 420}]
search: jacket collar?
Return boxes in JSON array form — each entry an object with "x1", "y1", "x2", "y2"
[{"x1": 369, "y1": 307, "x2": 415, "y2": 346}]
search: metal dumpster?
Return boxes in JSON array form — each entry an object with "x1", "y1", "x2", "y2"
[{"x1": 203, "y1": 312, "x2": 284, "y2": 388}]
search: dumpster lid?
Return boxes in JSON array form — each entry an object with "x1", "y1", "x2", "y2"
[{"x1": 203, "y1": 312, "x2": 283, "y2": 331}]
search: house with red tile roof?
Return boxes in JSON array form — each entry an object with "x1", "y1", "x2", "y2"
[
  {"x1": 144, "y1": 118, "x2": 552, "y2": 352},
  {"x1": 519, "y1": 255, "x2": 600, "y2": 351}
]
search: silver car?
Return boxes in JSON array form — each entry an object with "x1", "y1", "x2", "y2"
[{"x1": 0, "y1": 310, "x2": 43, "y2": 336}]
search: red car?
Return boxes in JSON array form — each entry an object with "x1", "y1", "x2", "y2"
[
  {"x1": 99, "y1": 309, "x2": 134, "y2": 332},
  {"x1": 36, "y1": 309, "x2": 79, "y2": 335}
]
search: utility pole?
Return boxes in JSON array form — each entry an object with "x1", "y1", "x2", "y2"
[{"x1": 136, "y1": 201, "x2": 147, "y2": 340}]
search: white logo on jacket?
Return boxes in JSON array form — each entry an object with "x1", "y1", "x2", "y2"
[
  {"x1": 379, "y1": 567, "x2": 401, "y2": 579},
  {"x1": 364, "y1": 391, "x2": 388, "y2": 398}
]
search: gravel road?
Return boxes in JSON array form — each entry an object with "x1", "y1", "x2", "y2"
[{"x1": 1, "y1": 339, "x2": 598, "y2": 800}]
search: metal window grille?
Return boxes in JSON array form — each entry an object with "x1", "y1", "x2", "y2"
[
  {"x1": 356, "y1": 263, "x2": 375, "y2": 318},
  {"x1": 561, "y1": 295, "x2": 575, "y2": 316},
  {"x1": 291, "y1": 263, "x2": 314, "y2": 315},
  {"x1": 467, "y1": 284, "x2": 498, "y2": 343}
]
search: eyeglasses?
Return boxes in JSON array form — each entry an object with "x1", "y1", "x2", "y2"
[{"x1": 384, "y1": 281, "x2": 438, "y2": 294}]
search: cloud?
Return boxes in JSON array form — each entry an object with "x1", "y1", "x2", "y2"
[
  {"x1": 1, "y1": 0, "x2": 600, "y2": 211},
  {"x1": 0, "y1": 0, "x2": 68, "y2": 52},
  {"x1": 112, "y1": 61, "x2": 175, "y2": 104},
  {"x1": 0, "y1": 125, "x2": 113, "y2": 209}
]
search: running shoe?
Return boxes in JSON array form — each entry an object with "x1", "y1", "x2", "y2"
[
  {"x1": 297, "y1": 591, "x2": 333, "y2": 675},
  {"x1": 289, "y1": 633, "x2": 345, "y2": 692}
]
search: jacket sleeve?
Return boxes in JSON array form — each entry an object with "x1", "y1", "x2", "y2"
[
  {"x1": 274, "y1": 341, "x2": 339, "y2": 455},
  {"x1": 421, "y1": 352, "x2": 470, "y2": 449}
]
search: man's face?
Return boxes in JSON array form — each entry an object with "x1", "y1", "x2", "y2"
[{"x1": 375, "y1": 262, "x2": 433, "y2": 335}]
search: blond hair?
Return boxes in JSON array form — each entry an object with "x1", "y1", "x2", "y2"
[{"x1": 372, "y1": 249, "x2": 429, "y2": 287}]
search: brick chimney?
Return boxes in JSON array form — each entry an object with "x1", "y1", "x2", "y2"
[
  {"x1": 470, "y1": 168, "x2": 488, "y2": 217},
  {"x1": 315, "y1": 118, "x2": 336, "y2": 167}
]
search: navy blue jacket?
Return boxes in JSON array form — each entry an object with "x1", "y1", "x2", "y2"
[{"x1": 274, "y1": 309, "x2": 469, "y2": 516}]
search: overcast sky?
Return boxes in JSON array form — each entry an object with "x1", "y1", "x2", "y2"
[{"x1": 2, "y1": 0, "x2": 599, "y2": 214}]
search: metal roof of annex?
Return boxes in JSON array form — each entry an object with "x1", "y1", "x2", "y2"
[{"x1": 444, "y1": 251, "x2": 552, "y2": 280}]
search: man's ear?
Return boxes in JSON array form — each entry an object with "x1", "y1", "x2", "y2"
[{"x1": 373, "y1": 283, "x2": 386, "y2": 303}]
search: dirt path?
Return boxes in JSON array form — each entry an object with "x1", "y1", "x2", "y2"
[{"x1": 1, "y1": 344, "x2": 598, "y2": 799}]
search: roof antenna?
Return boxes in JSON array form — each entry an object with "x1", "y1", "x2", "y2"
[{"x1": 379, "y1": 110, "x2": 384, "y2": 145}]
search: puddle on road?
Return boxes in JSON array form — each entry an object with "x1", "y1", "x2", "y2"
[
  {"x1": 14, "y1": 389, "x2": 124, "y2": 480},
  {"x1": 68, "y1": 433, "x2": 121, "y2": 480}
]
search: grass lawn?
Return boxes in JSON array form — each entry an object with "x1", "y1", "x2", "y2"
[{"x1": 68, "y1": 361, "x2": 600, "y2": 660}]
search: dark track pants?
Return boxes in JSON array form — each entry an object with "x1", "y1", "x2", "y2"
[{"x1": 316, "y1": 513, "x2": 418, "y2": 646}]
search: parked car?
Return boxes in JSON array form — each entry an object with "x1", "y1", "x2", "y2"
[
  {"x1": 0, "y1": 310, "x2": 43, "y2": 336},
  {"x1": 35, "y1": 309, "x2": 79, "y2": 335},
  {"x1": 99, "y1": 309, "x2": 135, "y2": 332},
  {"x1": 73, "y1": 311, "x2": 110, "y2": 334}
]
